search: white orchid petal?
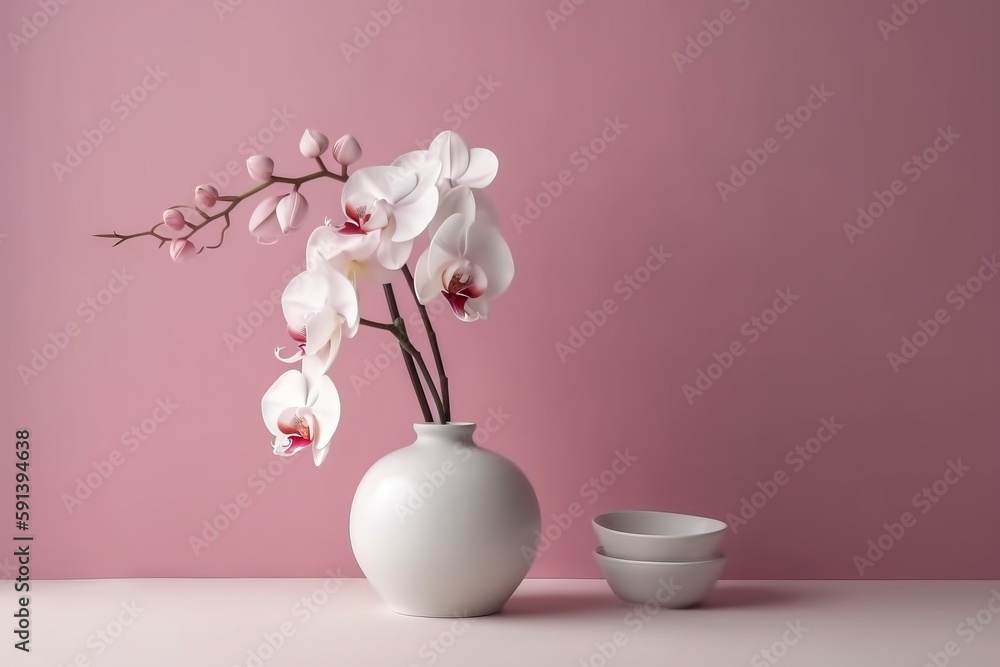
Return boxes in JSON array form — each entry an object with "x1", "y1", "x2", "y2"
[
  {"x1": 465, "y1": 222, "x2": 514, "y2": 300},
  {"x1": 281, "y1": 269, "x2": 329, "y2": 323},
  {"x1": 313, "y1": 445, "x2": 331, "y2": 466},
  {"x1": 344, "y1": 166, "x2": 414, "y2": 205},
  {"x1": 427, "y1": 186, "x2": 476, "y2": 239},
  {"x1": 429, "y1": 131, "x2": 470, "y2": 182},
  {"x1": 377, "y1": 233, "x2": 413, "y2": 271},
  {"x1": 391, "y1": 150, "x2": 428, "y2": 173},
  {"x1": 457, "y1": 148, "x2": 498, "y2": 189},
  {"x1": 466, "y1": 297, "x2": 489, "y2": 321},
  {"x1": 414, "y1": 248, "x2": 441, "y2": 304},
  {"x1": 326, "y1": 269, "x2": 359, "y2": 330},
  {"x1": 261, "y1": 370, "x2": 307, "y2": 436},
  {"x1": 307, "y1": 375, "x2": 341, "y2": 461},
  {"x1": 274, "y1": 346, "x2": 305, "y2": 364},
  {"x1": 303, "y1": 310, "x2": 338, "y2": 356},
  {"x1": 391, "y1": 162, "x2": 441, "y2": 241}
]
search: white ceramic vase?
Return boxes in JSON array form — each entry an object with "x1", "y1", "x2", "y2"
[{"x1": 349, "y1": 422, "x2": 540, "y2": 617}]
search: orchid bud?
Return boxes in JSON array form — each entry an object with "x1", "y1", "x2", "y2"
[
  {"x1": 299, "y1": 129, "x2": 329, "y2": 159},
  {"x1": 162, "y1": 208, "x2": 186, "y2": 232},
  {"x1": 194, "y1": 184, "x2": 219, "y2": 209},
  {"x1": 333, "y1": 134, "x2": 362, "y2": 166},
  {"x1": 276, "y1": 191, "x2": 308, "y2": 233},
  {"x1": 246, "y1": 155, "x2": 274, "y2": 182},
  {"x1": 169, "y1": 238, "x2": 196, "y2": 262},
  {"x1": 248, "y1": 194, "x2": 285, "y2": 245}
]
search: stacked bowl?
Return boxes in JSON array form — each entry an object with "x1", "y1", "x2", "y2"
[{"x1": 593, "y1": 511, "x2": 727, "y2": 608}]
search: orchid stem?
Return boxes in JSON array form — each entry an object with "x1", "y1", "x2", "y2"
[
  {"x1": 96, "y1": 167, "x2": 347, "y2": 251},
  {"x1": 381, "y1": 285, "x2": 437, "y2": 423},
  {"x1": 401, "y1": 264, "x2": 450, "y2": 422}
]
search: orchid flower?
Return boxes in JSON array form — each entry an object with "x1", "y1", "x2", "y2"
[
  {"x1": 261, "y1": 368, "x2": 341, "y2": 466},
  {"x1": 394, "y1": 131, "x2": 498, "y2": 194},
  {"x1": 337, "y1": 162, "x2": 441, "y2": 268},
  {"x1": 276, "y1": 265, "x2": 359, "y2": 375},
  {"x1": 306, "y1": 223, "x2": 395, "y2": 284},
  {"x1": 414, "y1": 187, "x2": 514, "y2": 321}
]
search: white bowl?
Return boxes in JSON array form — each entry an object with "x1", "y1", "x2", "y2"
[
  {"x1": 593, "y1": 510, "x2": 727, "y2": 561},
  {"x1": 594, "y1": 548, "x2": 725, "y2": 608}
]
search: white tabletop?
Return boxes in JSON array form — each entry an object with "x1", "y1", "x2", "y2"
[{"x1": 8, "y1": 578, "x2": 1000, "y2": 666}]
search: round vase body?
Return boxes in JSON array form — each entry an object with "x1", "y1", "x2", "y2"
[{"x1": 350, "y1": 423, "x2": 540, "y2": 617}]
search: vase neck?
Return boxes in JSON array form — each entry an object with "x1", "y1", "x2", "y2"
[{"x1": 412, "y1": 422, "x2": 477, "y2": 447}]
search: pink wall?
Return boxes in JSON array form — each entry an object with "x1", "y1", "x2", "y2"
[{"x1": 1, "y1": 0, "x2": 997, "y2": 580}]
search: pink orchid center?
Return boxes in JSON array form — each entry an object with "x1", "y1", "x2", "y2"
[
  {"x1": 277, "y1": 407, "x2": 315, "y2": 454},
  {"x1": 341, "y1": 203, "x2": 372, "y2": 235},
  {"x1": 287, "y1": 323, "x2": 307, "y2": 345},
  {"x1": 441, "y1": 260, "x2": 487, "y2": 318}
]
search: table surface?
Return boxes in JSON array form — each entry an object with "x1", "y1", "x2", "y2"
[{"x1": 6, "y1": 578, "x2": 1000, "y2": 666}]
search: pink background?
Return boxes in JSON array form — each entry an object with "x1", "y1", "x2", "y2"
[{"x1": 1, "y1": 0, "x2": 997, "y2": 580}]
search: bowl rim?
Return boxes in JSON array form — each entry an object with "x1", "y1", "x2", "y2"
[
  {"x1": 593, "y1": 510, "x2": 728, "y2": 540},
  {"x1": 594, "y1": 546, "x2": 726, "y2": 566}
]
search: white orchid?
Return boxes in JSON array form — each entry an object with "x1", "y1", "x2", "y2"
[
  {"x1": 336, "y1": 162, "x2": 441, "y2": 269},
  {"x1": 394, "y1": 131, "x2": 498, "y2": 195},
  {"x1": 414, "y1": 186, "x2": 513, "y2": 321},
  {"x1": 305, "y1": 223, "x2": 395, "y2": 284},
  {"x1": 276, "y1": 265, "x2": 359, "y2": 375},
  {"x1": 261, "y1": 368, "x2": 341, "y2": 466}
]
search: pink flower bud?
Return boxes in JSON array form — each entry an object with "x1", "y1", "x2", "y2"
[
  {"x1": 169, "y1": 238, "x2": 196, "y2": 262},
  {"x1": 162, "y1": 208, "x2": 186, "y2": 232},
  {"x1": 276, "y1": 191, "x2": 308, "y2": 233},
  {"x1": 246, "y1": 155, "x2": 274, "y2": 183},
  {"x1": 333, "y1": 134, "x2": 362, "y2": 166},
  {"x1": 194, "y1": 184, "x2": 219, "y2": 209},
  {"x1": 299, "y1": 129, "x2": 329, "y2": 159},
  {"x1": 248, "y1": 195, "x2": 285, "y2": 245}
]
